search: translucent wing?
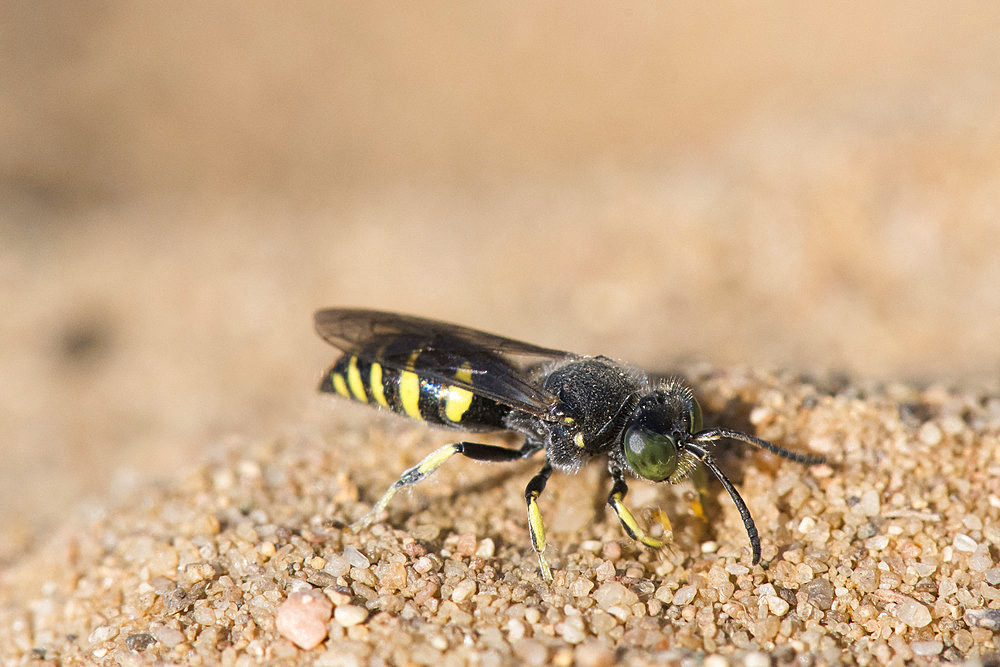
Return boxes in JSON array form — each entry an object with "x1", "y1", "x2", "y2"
[{"x1": 314, "y1": 308, "x2": 576, "y2": 419}]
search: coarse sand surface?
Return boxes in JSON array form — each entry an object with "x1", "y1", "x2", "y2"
[
  {"x1": 3, "y1": 4, "x2": 1000, "y2": 664},
  {"x1": 2, "y1": 366, "x2": 999, "y2": 664}
]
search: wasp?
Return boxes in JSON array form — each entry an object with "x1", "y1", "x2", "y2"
[{"x1": 315, "y1": 308, "x2": 824, "y2": 582}]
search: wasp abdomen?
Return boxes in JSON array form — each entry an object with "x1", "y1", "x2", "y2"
[{"x1": 320, "y1": 351, "x2": 509, "y2": 431}]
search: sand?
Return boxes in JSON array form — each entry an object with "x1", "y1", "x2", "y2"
[
  {"x1": 4, "y1": 4, "x2": 1000, "y2": 664},
  {"x1": 2, "y1": 366, "x2": 998, "y2": 664}
]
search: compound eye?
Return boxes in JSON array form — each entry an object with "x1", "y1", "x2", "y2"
[
  {"x1": 689, "y1": 398, "x2": 703, "y2": 433},
  {"x1": 623, "y1": 427, "x2": 678, "y2": 482}
]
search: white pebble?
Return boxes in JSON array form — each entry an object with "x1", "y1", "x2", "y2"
[
  {"x1": 88, "y1": 625, "x2": 118, "y2": 643},
  {"x1": 969, "y1": 545, "x2": 993, "y2": 572},
  {"x1": 343, "y1": 546, "x2": 370, "y2": 568},
  {"x1": 673, "y1": 584, "x2": 697, "y2": 606},
  {"x1": 593, "y1": 581, "x2": 638, "y2": 609},
  {"x1": 334, "y1": 604, "x2": 368, "y2": 627},
  {"x1": 865, "y1": 535, "x2": 889, "y2": 551},
  {"x1": 275, "y1": 590, "x2": 333, "y2": 649},
  {"x1": 940, "y1": 415, "x2": 964, "y2": 435},
  {"x1": 323, "y1": 555, "x2": 350, "y2": 578},
  {"x1": 953, "y1": 533, "x2": 977, "y2": 552},
  {"x1": 765, "y1": 595, "x2": 790, "y2": 616},
  {"x1": 151, "y1": 625, "x2": 185, "y2": 648},
  {"x1": 451, "y1": 579, "x2": 477, "y2": 602},
  {"x1": 857, "y1": 489, "x2": 881, "y2": 516},
  {"x1": 476, "y1": 538, "x2": 496, "y2": 558},
  {"x1": 918, "y1": 421, "x2": 942, "y2": 445},
  {"x1": 894, "y1": 597, "x2": 932, "y2": 628},
  {"x1": 910, "y1": 640, "x2": 943, "y2": 656}
]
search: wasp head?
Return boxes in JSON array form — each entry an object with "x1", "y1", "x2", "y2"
[{"x1": 622, "y1": 383, "x2": 703, "y2": 482}]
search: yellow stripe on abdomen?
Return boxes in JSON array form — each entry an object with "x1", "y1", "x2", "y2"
[
  {"x1": 369, "y1": 362, "x2": 390, "y2": 407},
  {"x1": 399, "y1": 370, "x2": 421, "y2": 419},
  {"x1": 399, "y1": 350, "x2": 423, "y2": 419},
  {"x1": 347, "y1": 356, "x2": 368, "y2": 403},
  {"x1": 443, "y1": 385, "x2": 474, "y2": 423},
  {"x1": 331, "y1": 372, "x2": 350, "y2": 397},
  {"x1": 443, "y1": 363, "x2": 475, "y2": 423}
]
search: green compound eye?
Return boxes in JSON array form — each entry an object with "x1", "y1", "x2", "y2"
[
  {"x1": 623, "y1": 427, "x2": 679, "y2": 482},
  {"x1": 690, "y1": 398, "x2": 703, "y2": 433}
]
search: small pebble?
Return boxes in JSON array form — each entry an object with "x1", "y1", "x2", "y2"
[
  {"x1": 324, "y1": 555, "x2": 350, "y2": 578},
  {"x1": 512, "y1": 638, "x2": 549, "y2": 666},
  {"x1": 765, "y1": 595, "x2": 790, "y2": 616},
  {"x1": 865, "y1": 534, "x2": 889, "y2": 551},
  {"x1": 570, "y1": 577, "x2": 595, "y2": 598},
  {"x1": 343, "y1": 546, "x2": 370, "y2": 568},
  {"x1": 454, "y1": 533, "x2": 477, "y2": 558},
  {"x1": 801, "y1": 577, "x2": 834, "y2": 611},
  {"x1": 476, "y1": 538, "x2": 496, "y2": 558},
  {"x1": 953, "y1": 534, "x2": 977, "y2": 552},
  {"x1": 151, "y1": 625, "x2": 185, "y2": 648},
  {"x1": 413, "y1": 556, "x2": 434, "y2": 574},
  {"x1": 556, "y1": 616, "x2": 586, "y2": 644},
  {"x1": 275, "y1": 590, "x2": 333, "y2": 650},
  {"x1": 910, "y1": 640, "x2": 943, "y2": 656},
  {"x1": 326, "y1": 587, "x2": 352, "y2": 606},
  {"x1": 593, "y1": 582, "x2": 637, "y2": 610},
  {"x1": 893, "y1": 596, "x2": 931, "y2": 628},
  {"x1": 334, "y1": 604, "x2": 368, "y2": 627},
  {"x1": 451, "y1": 579, "x2": 477, "y2": 602},
  {"x1": 574, "y1": 639, "x2": 615, "y2": 667},
  {"x1": 857, "y1": 489, "x2": 881, "y2": 517},
  {"x1": 125, "y1": 633, "x2": 157, "y2": 652},
  {"x1": 918, "y1": 422, "x2": 942, "y2": 445},
  {"x1": 88, "y1": 626, "x2": 117, "y2": 643},
  {"x1": 594, "y1": 560, "x2": 616, "y2": 580},
  {"x1": 968, "y1": 544, "x2": 993, "y2": 571},
  {"x1": 965, "y1": 608, "x2": 1000, "y2": 631},
  {"x1": 673, "y1": 585, "x2": 697, "y2": 606}
]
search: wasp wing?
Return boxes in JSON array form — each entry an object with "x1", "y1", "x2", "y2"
[{"x1": 314, "y1": 308, "x2": 575, "y2": 419}]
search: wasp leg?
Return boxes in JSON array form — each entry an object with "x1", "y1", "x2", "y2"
[
  {"x1": 524, "y1": 463, "x2": 554, "y2": 583},
  {"x1": 687, "y1": 442, "x2": 762, "y2": 564},
  {"x1": 352, "y1": 441, "x2": 541, "y2": 531},
  {"x1": 608, "y1": 469, "x2": 669, "y2": 549}
]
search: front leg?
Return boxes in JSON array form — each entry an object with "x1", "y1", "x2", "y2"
[{"x1": 607, "y1": 467, "x2": 670, "y2": 549}]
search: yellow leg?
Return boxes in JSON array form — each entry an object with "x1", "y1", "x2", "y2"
[
  {"x1": 525, "y1": 464, "x2": 554, "y2": 583},
  {"x1": 351, "y1": 443, "x2": 461, "y2": 531},
  {"x1": 352, "y1": 440, "x2": 542, "y2": 530},
  {"x1": 608, "y1": 473, "x2": 669, "y2": 549}
]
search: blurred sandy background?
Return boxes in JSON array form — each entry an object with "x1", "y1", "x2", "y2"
[{"x1": 2, "y1": 3, "x2": 999, "y2": 562}]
